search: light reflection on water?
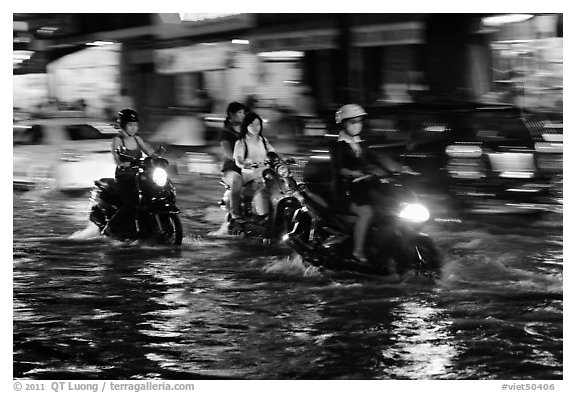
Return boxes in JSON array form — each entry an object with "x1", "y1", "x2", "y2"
[
  {"x1": 13, "y1": 191, "x2": 563, "y2": 379},
  {"x1": 384, "y1": 301, "x2": 458, "y2": 379}
]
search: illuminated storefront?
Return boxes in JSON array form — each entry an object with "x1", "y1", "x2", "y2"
[{"x1": 483, "y1": 14, "x2": 562, "y2": 112}]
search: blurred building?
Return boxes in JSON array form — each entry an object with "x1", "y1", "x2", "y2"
[{"x1": 13, "y1": 13, "x2": 563, "y2": 134}]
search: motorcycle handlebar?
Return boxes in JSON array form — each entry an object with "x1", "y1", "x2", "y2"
[
  {"x1": 351, "y1": 169, "x2": 420, "y2": 183},
  {"x1": 116, "y1": 148, "x2": 166, "y2": 169},
  {"x1": 244, "y1": 162, "x2": 265, "y2": 169},
  {"x1": 115, "y1": 149, "x2": 138, "y2": 164},
  {"x1": 245, "y1": 156, "x2": 294, "y2": 170}
]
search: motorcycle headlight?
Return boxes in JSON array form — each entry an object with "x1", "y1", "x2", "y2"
[
  {"x1": 276, "y1": 164, "x2": 290, "y2": 178},
  {"x1": 152, "y1": 167, "x2": 168, "y2": 187},
  {"x1": 398, "y1": 203, "x2": 430, "y2": 223}
]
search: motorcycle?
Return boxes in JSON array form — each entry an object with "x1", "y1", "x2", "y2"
[
  {"x1": 89, "y1": 146, "x2": 183, "y2": 245},
  {"x1": 220, "y1": 152, "x2": 302, "y2": 241},
  {"x1": 285, "y1": 154, "x2": 441, "y2": 278}
]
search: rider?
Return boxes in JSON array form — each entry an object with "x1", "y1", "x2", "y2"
[
  {"x1": 218, "y1": 102, "x2": 246, "y2": 220},
  {"x1": 103, "y1": 109, "x2": 156, "y2": 239},
  {"x1": 331, "y1": 104, "x2": 406, "y2": 264},
  {"x1": 233, "y1": 112, "x2": 276, "y2": 218}
]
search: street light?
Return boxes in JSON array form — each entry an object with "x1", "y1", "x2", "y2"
[{"x1": 482, "y1": 14, "x2": 534, "y2": 27}]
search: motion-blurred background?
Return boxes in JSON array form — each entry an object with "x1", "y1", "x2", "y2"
[{"x1": 13, "y1": 13, "x2": 563, "y2": 213}]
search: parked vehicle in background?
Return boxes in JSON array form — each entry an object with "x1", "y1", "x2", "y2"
[{"x1": 13, "y1": 116, "x2": 119, "y2": 193}]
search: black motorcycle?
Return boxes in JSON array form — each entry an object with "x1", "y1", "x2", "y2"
[
  {"x1": 285, "y1": 154, "x2": 441, "y2": 278},
  {"x1": 220, "y1": 152, "x2": 302, "y2": 241},
  {"x1": 89, "y1": 146, "x2": 183, "y2": 245}
]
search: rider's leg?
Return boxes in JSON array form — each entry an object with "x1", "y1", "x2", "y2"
[
  {"x1": 223, "y1": 170, "x2": 243, "y2": 218},
  {"x1": 252, "y1": 186, "x2": 270, "y2": 216},
  {"x1": 105, "y1": 174, "x2": 138, "y2": 237},
  {"x1": 350, "y1": 202, "x2": 373, "y2": 262}
]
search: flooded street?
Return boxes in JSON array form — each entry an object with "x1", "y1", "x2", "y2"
[{"x1": 13, "y1": 178, "x2": 563, "y2": 380}]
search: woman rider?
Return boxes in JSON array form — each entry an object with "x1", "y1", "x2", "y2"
[
  {"x1": 233, "y1": 112, "x2": 276, "y2": 218},
  {"x1": 103, "y1": 109, "x2": 156, "y2": 239},
  {"x1": 331, "y1": 104, "x2": 407, "y2": 264}
]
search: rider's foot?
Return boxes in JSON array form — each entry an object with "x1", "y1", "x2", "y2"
[
  {"x1": 256, "y1": 214, "x2": 269, "y2": 225},
  {"x1": 351, "y1": 250, "x2": 371, "y2": 265},
  {"x1": 102, "y1": 225, "x2": 111, "y2": 237},
  {"x1": 229, "y1": 216, "x2": 246, "y2": 229}
]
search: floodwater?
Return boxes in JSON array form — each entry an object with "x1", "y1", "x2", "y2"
[{"x1": 13, "y1": 179, "x2": 563, "y2": 380}]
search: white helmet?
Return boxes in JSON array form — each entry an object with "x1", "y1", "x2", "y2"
[{"x1": 335, "y1": 104, "x2": 367, "y2": 124}]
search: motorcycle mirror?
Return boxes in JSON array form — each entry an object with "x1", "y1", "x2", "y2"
[
  {"x1": 156, "y1": 145, "x2": 166, "y2": 155},
  {"x1": 285, "y1": 157, "x2": 296, "y2": 165}
]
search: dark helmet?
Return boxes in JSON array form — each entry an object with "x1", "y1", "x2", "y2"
[{"x1": 117, "y1": 109, "x2": 139, "y2": 128}]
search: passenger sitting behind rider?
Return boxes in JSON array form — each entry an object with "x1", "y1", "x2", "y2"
[
  {"x1": 218, "y1": 102, "x2": 246, "y2": 220},
  {"x1": 103, "y1": 109, "x2": 156, "y2": 239},
  {"x1": 331, "y1": 104, "x2": 406, "y2": 264},
  {"x1": 233, "y1": 112, "x2": 276, "y2": 219}
]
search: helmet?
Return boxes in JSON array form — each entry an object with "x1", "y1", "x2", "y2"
[
  {"x1": 117, "y1": 109, "x2": 139, "y2": 127},
  {"x1": 335, "y1": 104, "x2": 367, "y2": 124}
]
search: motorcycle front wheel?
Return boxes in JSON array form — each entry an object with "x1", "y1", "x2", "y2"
[{"x1": 154, "y1": 214, "x2": 183, "y2": 246}]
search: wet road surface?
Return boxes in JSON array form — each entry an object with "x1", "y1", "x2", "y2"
[{"x1": 13, "y1": 176, "x2": 563, "y2": 379}]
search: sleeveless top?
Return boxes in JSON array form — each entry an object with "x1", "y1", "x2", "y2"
[
  {"x1": 118, "y1": 136, "x2": 143, "y2": 164},
  {"x1": 115, "y1": 136, "x2": 143, "y2": 178}
]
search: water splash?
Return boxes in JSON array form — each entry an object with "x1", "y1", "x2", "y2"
[
  {"x1": 68, "y1": 222, "x2": 103, "y2": 240},
  {"x1": 263, "y1": 253, "x2": 323, "y2": 278},
  {"x1": 439, "y1": 251, "x2": 563, "y2": 296},
  {"x1": 206, "y1": 221, "x2": 239, "y2": 239}
]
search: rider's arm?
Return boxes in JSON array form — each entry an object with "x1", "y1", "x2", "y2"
[
  {"x1": 367, "y1": 149, "x2": 403, "y2": 174},
  {"x1": 111, "y1": 136, "x2": 127, "y2": 167},
  {"x1": 135, "y1": 136, "x2": 156, "y2": 157},
  {"x1": 220, "y1": 140, "x2": 234, "y2": 160},
  {"x1": 233, "y1": 139, "x2": 249, "y2": 168},
  {"x1": 379, "y1": 155, "x2": 404, "y2": 173},
  {"x1": 263, "y1": 137, "x2": 276, "y2": 153}
]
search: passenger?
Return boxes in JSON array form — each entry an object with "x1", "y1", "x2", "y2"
[
  {"x1": 103, "y1": 109, "x2": 156, "y2": 239},
  {"x1": 331, "y1": 104, "x2": 405, "y2": 264},
  {"x1": 233, "y1": 112, "x2": 276, "y2": 217},
  {"x1": 218, "y1": 102, "x2": 246, "y2": 220}
]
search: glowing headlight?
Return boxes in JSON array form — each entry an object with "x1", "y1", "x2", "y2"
[
  {"x1": 277, "y1": 164, "x2": 290, "y2": 177},
  {"x1": 152, "y1": 167, "x2": 168, "y2": 187},
  {"x1": 398, "y1": 203, "x2": 430, "y2": 223}
]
